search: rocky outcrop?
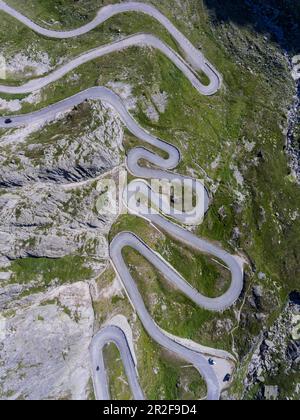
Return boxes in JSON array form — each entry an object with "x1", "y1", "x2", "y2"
[
  {"x1": 286, "y1": 81, "x2": 300, "y2": 182},
  {"x1": 0, "y1": 101, "x2": 123, "y2": 188},
  {"x1": 0, "y1": 179, "x2": 118, "y2": 260},
  {"x1": 0, "y1": 282, "x2": 95, "y2": 400},
  {"x1": 244, "y1": 293, "x2": 300, "y2": 400}
]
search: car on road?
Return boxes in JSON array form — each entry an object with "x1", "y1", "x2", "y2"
[
  {"x1": 223, "y1": 374, "x2": 231, "y2": 383},
  {"x1": 4, "y1": 118, "x2": 12, "y2": 124},
  {"x1": 208, "y1": 358, "x2": 216, "y2": 366},
  {"x1": 96, "y1": 366, "x2": 100, "y2": 372}
]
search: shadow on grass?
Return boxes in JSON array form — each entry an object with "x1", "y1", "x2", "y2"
[{"x1": 203, "y1": 0, "x2": 300, "y2": 54}]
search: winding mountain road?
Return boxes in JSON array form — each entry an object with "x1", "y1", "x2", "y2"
[
  {"x1": 90, "y1": 326, "x2": 144, "y2": 400},
  {"x1": 0, "y1": 1, "x2": 243, "y2": 401},
  {"x1": 0, "y1": 0, "x2": 220, "y2": 95}
]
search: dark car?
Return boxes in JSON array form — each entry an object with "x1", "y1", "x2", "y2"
[
  {"x1": 96, "y1": 366, "x2": 100, "y2": 372},
  {"x1": 4, "y1": 118, "x2": 12, "y2": 124},
  {"x1": 208, "y1": 358, "x2": 216, "y2": 366},
  {"x1": 223, "y1": 374, "x2": 231, "y2": 383}
]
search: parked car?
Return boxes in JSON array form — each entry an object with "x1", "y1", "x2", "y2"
[{"x1": 223, "y1": 374, "x2": 231, "y2": 383}]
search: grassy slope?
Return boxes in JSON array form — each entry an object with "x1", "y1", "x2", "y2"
[
  {"x1": 9, "y1": 255, "x2": 93, "y2": 284},
  {"x1": 103, "y1": 343, "x2": 133, "y2": 400},
  {"x1": 1, "y1": 255, "x2": 95, "y2": 302},
  {"x1": 0, "y1": 0, "x2": 299, "y2": 399}
]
